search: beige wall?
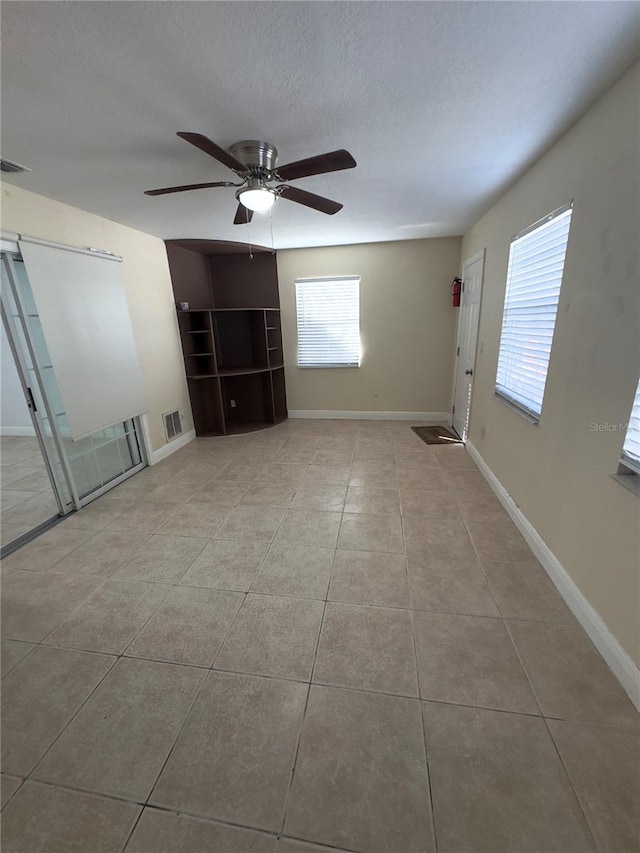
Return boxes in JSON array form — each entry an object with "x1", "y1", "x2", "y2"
[
  {"x1": 1, "y1": 185, "x2": 192, "y2": 452},
  {"x1": 462, "y1": 62, "x2": 640, "y2": 665},
  {"x1": 277, "y1": 238, "x2": 462, "y2": 414}
]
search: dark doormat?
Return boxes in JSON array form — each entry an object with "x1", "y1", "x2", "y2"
[{"x1": 411, "y1": 424, "x2": 463, "y2": 445}]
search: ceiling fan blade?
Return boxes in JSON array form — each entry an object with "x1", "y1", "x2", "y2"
[
  {"x1": 177, "y1": 132, "x2": 247, "y2": 173},
  {"x1": 278, "y1": 185, "x2": 343, "y2": 215},
  {"x1": 276, "y1": 149, "x2": 356, "y2": 182},
  {"x1": 233, "y1": 203, "x2": 253, "y2": 225},
  {"x1": 144, "y1": 181, "x2": 236, "y2": 196}
]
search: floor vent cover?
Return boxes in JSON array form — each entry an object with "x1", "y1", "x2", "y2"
[{"x1": 163, "y1": 410, "x2": 182, "y2": 441}]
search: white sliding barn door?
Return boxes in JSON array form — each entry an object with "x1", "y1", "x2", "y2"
[{"x1": 19, "y1": 238, "x2": 146, "y2": 440}]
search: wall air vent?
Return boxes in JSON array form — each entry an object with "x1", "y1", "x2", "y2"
[
  {"x1": 0, "y1": 158, "x2": 31, "y2": 174},
  {"x1": 163, "y1": 410, "x2": 183, "y2": 441}
]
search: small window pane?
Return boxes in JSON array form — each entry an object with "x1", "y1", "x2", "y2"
[
  {"x1": 621, "y1": 378, "x2": 640, "y2": 474},
  {"x1": 495, "y1": 205, "x2": 573, "y2": 420},
  {"x1": 296, "y1": 277, "x2": 360, "y2": 368}
]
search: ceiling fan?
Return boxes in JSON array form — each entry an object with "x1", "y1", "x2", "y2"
[{"x1": 145, "y1": 133, "x2": 356, "y2": 224}]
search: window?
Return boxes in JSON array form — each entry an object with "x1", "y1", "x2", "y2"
[
  {"x1": 295, "y1": 276, "x2": 360, "y2": 368},
  {"x1": 618, "y1": 381, "x2": 640, "y2": 494},
  {"x1": 495, "y1": 203, "x2": 573, "y2": 421}
]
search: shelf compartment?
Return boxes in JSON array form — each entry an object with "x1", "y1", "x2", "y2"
[
  {"x1": 271, "y1": 366, "x2": 288, "y2": 422},
  {"x1": 186, "y1": 376, "x2": 225, "y2": 435},
  {"x1": 221, "y1": 371, "x2": 274, "y2": 428},
  {"x1": 217, "y1": 366, "x2": 271, "y2": 376},
  {"x1": 268, "y1": 345, "x2": 282, "y2": 369},
  {"x1": 179, "y1": 310, "x2": 217, "y2": 375},
  {"x1": 184, "y1": 342, "x2": 216, "y2": 373},
  {"x1": 214, "y1": 310, "x2": 268, "y2": 371},
  {"x1": 179, "y1": 310, "x2": 211, "y2": 333}
]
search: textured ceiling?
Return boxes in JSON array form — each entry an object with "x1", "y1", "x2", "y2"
[{"x1": 1, "y1": 1, "x2": 639, "y2": 249}]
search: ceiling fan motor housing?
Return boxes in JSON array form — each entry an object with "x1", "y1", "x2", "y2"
[{"x1": 229, "y1": 140, "x2": 278, "y2": 173}]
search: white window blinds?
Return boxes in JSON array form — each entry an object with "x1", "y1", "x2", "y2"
[
  {"x1": 296, "y1": 277, "x2": 360, "y2": 368},
  {"x1": 621, "y1": 378, "x2": 640, "y2": 474},
  {"x1": 495, "y1": 204, "x2": 573, "y2": 421}
]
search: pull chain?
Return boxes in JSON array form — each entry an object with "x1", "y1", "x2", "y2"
[
  {"x1": 246, "y1": 207, "x2": 253, "y2": 260},
  {"x1": 269, "y1": 205, "x2": 276, "y2": 255}
]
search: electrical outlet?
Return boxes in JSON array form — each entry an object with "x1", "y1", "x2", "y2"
[
  {"x1": 230, "y1": 399, "x2": 237, "y2": 408},
  {"x1": 373, "y1": 391, "x2": 379, "y2": 400}
]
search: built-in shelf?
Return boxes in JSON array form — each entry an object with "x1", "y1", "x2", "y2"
[
  {"x1": 218, "y1": 366, "x2": 271, "y2": 376},
  {"x1": 168, "y1": 241, "x2": 287, "y2": 436}
]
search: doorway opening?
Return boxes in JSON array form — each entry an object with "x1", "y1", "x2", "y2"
[{"x1": 451, "y1": 249, "x2": 485, "y2": 441}]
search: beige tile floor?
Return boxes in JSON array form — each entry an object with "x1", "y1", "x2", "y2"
[
  {"x1": 1, "y1": 419, "x2": 638, "y2": 852},
  {"x1": 1, "y1": 436, "x2": 59, "y2": 547}
]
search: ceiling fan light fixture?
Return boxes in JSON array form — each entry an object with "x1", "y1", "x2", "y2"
[{"x1": 237, "y1": 187, "x2": 276, "y2": 213}]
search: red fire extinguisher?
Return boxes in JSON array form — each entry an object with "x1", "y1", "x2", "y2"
[{"x1": 451, "y1": 277, "x2": 462, "y2": 308}]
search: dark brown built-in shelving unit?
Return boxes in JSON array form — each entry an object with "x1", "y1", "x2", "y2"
[{"x1": 166, "y1": 240, "x2": 287, "y2": 436}]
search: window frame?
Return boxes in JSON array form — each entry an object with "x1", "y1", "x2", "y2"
[
  {"x1": 494, "y1": 201, "x2": 573, "y2": 423},
  {"x1": 614, "y1": 378, "x2": 640, "y2": 495},
  {"x1": 295, "y1": 276, "x2": 361, "y2": 369}
]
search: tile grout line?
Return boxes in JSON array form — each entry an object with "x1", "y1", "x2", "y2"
[
  {"x1": 464, "y1": 512, "x2": 599, "y2": 846},
  {"x1": 466, "y1": 492, "x2": 604, "y2": 853},
  {"x1": 460, "y1": 512, "x2": 546, "y2": 712},
  {"x1": 19, "y1": 651, "x2": 121, "y2": 781},
  {"x1": 208, "y1": 583, "x2": 251, "y2": 671},
  {"x1": 5, "y1": 630, "x2": 632, "y2": 728},
  {"x1": 0, "y1": 639, "x2": 38, "y2": 679},
  {"x1": 278, "y1": 544, "x2": 338, "y2": 837},
  {"x1": 407, "y1": 594, "x2": 439, "y2": 853},
  {"x1": 138, "y1": 662, "x2": 214, "y2": 815},
  {"x1": 538, "y1": 716, "x2": 602, "y2": 853},
  {"x1": 118, "y1": 799, "x2": 145, "y2": 853}
]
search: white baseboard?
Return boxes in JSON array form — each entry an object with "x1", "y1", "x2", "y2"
[
  {"x1": 0, "y1": 426, "x2": 36, "y2": 437},
  {"x1": 466, "y1": 440, "x2": 640, "y2": 710},
  {"x1": 288, "y1": 410, "x2": 451, "y2": 423},
  {"x1": 148, "y1": 429, "x2": 196, "y2": 465}
]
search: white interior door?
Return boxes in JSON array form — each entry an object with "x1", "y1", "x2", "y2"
[{"x1": 452, "y1": 250, "x2": 484, "y2": 440}]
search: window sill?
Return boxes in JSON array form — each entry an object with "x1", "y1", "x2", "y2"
[
  {"x1": 611, "y1": 466, "x2": 640, "y2": 496},
  {"x1": 494, "y1": 391, "x2": 540, "y2": 425}
]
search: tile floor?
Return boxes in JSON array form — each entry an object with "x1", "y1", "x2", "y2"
[
  {"x1": 1, "y1": 436, "x2": 59, "y2": 547},
  {"x1": 1, "y1": 419, "x2": 638, "y2": 853}
]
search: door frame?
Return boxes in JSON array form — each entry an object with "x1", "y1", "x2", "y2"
[
  {"x1": 1, "y1": 252, "x2": 79, "y2": 511},
  {"x1": 451, "y1": 248, "x2": 485, "y2": 440}
]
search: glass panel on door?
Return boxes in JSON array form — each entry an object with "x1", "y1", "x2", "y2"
[
  {"x1": 1, "y1": 258, "x2": 74, "y2": 507},
  {"x1": 1, "y1": 250, "x2": 147, "y2": 553}
]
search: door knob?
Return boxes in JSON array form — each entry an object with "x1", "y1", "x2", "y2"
[{"x1": 465, "y1": 369, "x2": 473, "y2": 376}]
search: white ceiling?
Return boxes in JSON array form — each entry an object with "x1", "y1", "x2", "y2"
[{"x1": 1, "y1": 1, "x2": 639, "y2": 249}]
